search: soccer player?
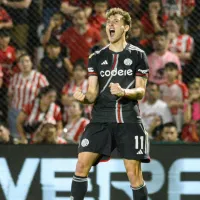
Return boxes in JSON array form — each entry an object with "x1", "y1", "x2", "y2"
[{"x1": 71, "y1": 8, "x2": 150, "y2": 200}]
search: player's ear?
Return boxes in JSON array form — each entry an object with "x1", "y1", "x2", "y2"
[{"x1": 124, "y1": 24, "x2": 129, "y2": 33}]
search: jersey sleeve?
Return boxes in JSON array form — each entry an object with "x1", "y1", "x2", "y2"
[
  {"x1": 87, "y1": 53, "x2": 98, "y2": 76},
  {"x1": 135, "y1": 51, "x2": 149, "y2": 78}
]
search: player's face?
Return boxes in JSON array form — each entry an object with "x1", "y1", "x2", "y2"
[
  {"x1": 106, "y1": 14, "x2": 127, "y2": 43},
  {"x1": 19, "y1": 56, "x2": 32, "y2": 73},
  {"x1": 41, "y1": 91, "x2": 57, "y2": 106},
  {"x1": 153, "y1": 35, "x2": 168, "y2": 51},
  {"x1": 162, "y1": 127, "x2": 178, "y2": 142}
]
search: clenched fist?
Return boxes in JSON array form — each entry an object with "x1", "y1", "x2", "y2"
[
  {"x1": 109, "y1": 82, "x2": 125, "y2": 97},
  {"x1": 73, "y1": 88, "x2": 85, "y2": 102}
]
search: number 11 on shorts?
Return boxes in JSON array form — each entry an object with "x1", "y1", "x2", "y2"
[{"x1": 134, "y1": 136, "x2": 144, "y2": 150}]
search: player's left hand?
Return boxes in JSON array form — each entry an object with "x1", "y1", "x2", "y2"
[{"x1": 109, "y1": 82, "x2": 124, "y2": 97}]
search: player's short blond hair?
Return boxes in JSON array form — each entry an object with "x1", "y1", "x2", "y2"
[{"x1": 106, "y1": 7, "x2": 132, "y2": 28}]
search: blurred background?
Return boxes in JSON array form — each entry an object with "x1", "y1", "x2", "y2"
[{"x1": 0, "y1": 0, "x2": 200, "y2": 199}]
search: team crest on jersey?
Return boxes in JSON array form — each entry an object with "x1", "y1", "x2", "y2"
[
  {"x1": 81, "y1": 138, "x2": 89, "y2": 147},
  {"x1": 124, "y1": 58, "x2": 133, "y2": 66}
]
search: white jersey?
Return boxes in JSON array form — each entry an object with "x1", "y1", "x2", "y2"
[{"x1": 139, "y1": 99, "x2": 172, "y2": 131}]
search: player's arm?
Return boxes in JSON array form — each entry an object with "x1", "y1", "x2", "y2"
[
  {"x1": 73, "y1": 76, "x2": 99, "y2": 104},
  {"x1": 124, "y1": 76, "x2": 148, "y2": 100},
  {"x1": 109, "y1": 76, "x2": 147, "y2": 100}
]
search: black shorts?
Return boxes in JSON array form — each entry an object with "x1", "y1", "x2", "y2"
[{"x1": 78, "y1": 123, "x2": 150, "y2": 165}]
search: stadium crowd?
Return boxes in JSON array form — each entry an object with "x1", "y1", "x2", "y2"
[{"x1": 0, "y1": 0, "x2": 200, "y2": 145}]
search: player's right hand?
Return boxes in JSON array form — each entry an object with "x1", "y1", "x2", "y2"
[{"x1": 73, "y1": 88, "x2": 85, "y2": 102}]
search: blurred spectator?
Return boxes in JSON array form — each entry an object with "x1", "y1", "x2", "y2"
[
  {"x1": 62, "y1": 100, "x2": 89, "y2": 144},
  {"x1": 166, "y1": 15, "x2": 194, "y2": 83},
  {"x1": 140, "y1": 0, "x2": 168, "y2": 37},
  {"x1": 33, "y1": 117, "x2": 66, "y2": 144},
  {"x1": 161, "y1": 122, "x2": 180, "y2": 142},
  {"x1": 127, "y1": 19, "x2": 152, "y2": 55},
  {"x1": 0, "y1": 123, "x2": 13, "y2": 144},
  {"x1": 162, "y1": 0, "x2": 195, "y2": 17},
  {"x1": 140, "y1": 82, "x2": 172, "y2": 138},
  {"x1": 148, "y1": 31, "x2": 181, "y2": 84},
  {"x1": 2, "y1": 0, "x2": 32, "y2": 49},
  {"x1": 41, "y1": 11, "x2": 68, "y2": 47},
  {"x1": 11, "y1": 47, "x2": 27, "y2": 74},
  {"x1": 184, "y1": 78, "x2": 200, "y2": 123},
  {"x1": 160, "y1": 62, "x2": 188, "y2": 132},
  {"x1": 0, "y1": 66, "x2": 7, "y2": 124},
  {"x1": 8, "y1": 53, "x2": 49, "y2": 138},
  {"x1": 91, "y1": 23, "x2": 109, "y2": 52},
  {"x1": 181, "y1": 120, "x2": 200, "y2": 142},
  {"x1": 60, "y1": 8, "x2": 101, "y2": 65},
  {"x1": 0, "y1": 29, "x2": 16, "y2": 86},
  {"x1": 42, "y1": 0, "x2": 61, "y2": 28},
  {"x1": 39, "y1": 39, "x2": 72, "y2": 101},
  {"x1": 61, "y1": 0, "x2": 93, "y2": 19},
  {"x1": 62, "y1": 60, "x2": 91, "y2": 122},
  {"x1": 17, "y1": 86, "x2": 62, "y2": 144},
  {"x1": 89, "y1": 0, "x2": 107, "y2": 32},
  {"x1": 166, "y1": 16, "x2": 194, "y2": 64},
  {"x1": 0, "y1": 6, "x2": 13, "y2": 29}
]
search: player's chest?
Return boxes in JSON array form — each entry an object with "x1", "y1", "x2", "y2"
[{"x1": 97, "y1": 54, "x2": 136, "y2": 78}]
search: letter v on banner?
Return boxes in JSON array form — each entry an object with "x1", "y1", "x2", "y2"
[{"x1": 0, "y1": 158, "x2": 40, "y2": 200}]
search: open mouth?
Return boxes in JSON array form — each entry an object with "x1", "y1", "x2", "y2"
[{"x1": 109, "y1": 29, "x2": 115, "y2": 38}]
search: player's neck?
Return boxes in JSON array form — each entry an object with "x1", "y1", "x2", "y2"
[
  {"x1": 109, "y1": 39, "x2": 127, "y2": 52},
  {"x1": 148, "y1": 98, "x2": 157, "y2": 105}
]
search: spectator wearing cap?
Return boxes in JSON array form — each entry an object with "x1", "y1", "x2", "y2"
[
  {"x1": 62, "y1": 60, "x2": 91, "y2": 122},
  {"x1": 8, "y1": 54, "x2": 49, "y2": 139},
  {"x1": 62, "y1": 100, "x2": 89, "y2": 144},
  {"x1": 0, "y1": 66, "x2": 7, "y2": 124},
  {"x1": 160, "y1": 62, "x2": 188, "y2": 133},
  {"x1": 1, "y1": 0, "x2": 32, "y2": 49},
  {"x1": 0, "y1": 29, "x2": 16, "y2": 87},
  {"x1": 39, "y1": 39, "x2": 72, "y2": 102},
  {"x1": 60, "y1": 8, "x2": 101, "y2": 65},
  {"x1": 16, "y1": 86, "x2": 62, "y2": 144},
  {"x1": 32, "y1": 117, "x2": 66, "y2": 144},
  {"x1": 0, "y1": 6, "x2": 13, "y2": 29}
]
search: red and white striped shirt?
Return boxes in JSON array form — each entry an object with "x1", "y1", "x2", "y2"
[
  {"x1": 9, "y1": 70, "x2": 49, "y2": 110},
  {"x1": 23, "y1": 99, "x2": 62, "y2": 125},
  {"x1": 63, "y1": 117, "x2": 89, "y2": 144},
  {"x1": 62, "y1": 79, "x2": 92, "y2": 121},
  {"x1": 169, "y1": 34, "x2": 194, "y2": 64},
  {"x1": 62, "y1": 79, "x2": 88, "y2": 95}
]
